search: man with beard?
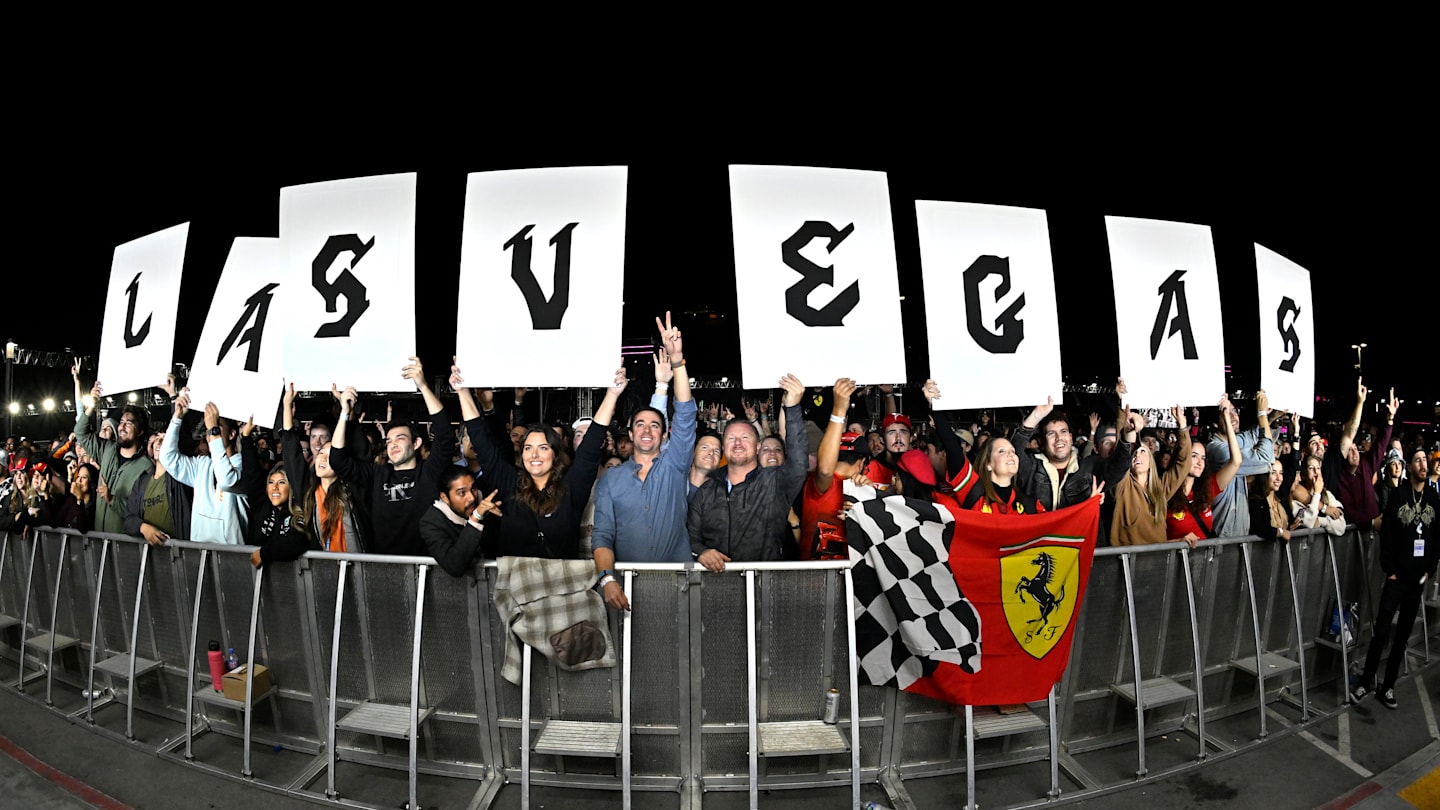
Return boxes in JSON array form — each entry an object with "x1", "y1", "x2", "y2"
[
  {"x1": 1352, "y1": 446, "x2": 1440, "y2": 709},
  {"x1": 689, "y1": 374, "x2": 807, "y2": 570},
  {"x1": 863, "y1": 412, "x2": 915, "y2": 489},
  {"x1": 73, "y1": 360, "x2": 154, "y2": 535},
  {"x1": 420, "y1": 466, "x2": 501, "y2": 577},
  {"x1": 1205, "y1": 390, "x2": 1276, "y2": 538},
  {"x1": 592, "y1": 315, "x2": 697, "y2": 610},
  {"x1": 328, "y1": 357, "x2": 456, "y2": 556}
]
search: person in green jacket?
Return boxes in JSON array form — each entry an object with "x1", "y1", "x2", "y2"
[{"x1": 71, "y1": 359, "x2": 154, "y2": 535}]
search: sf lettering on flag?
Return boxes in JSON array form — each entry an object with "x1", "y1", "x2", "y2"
[
  {"x1": 1254, "y1": 243, "x2": 1315, "y2": 418},
  {"x1": 729, "y1": 166, "x2": 905, "y2": 387},
  {"x1": 1106, "y1": 216, "x2": 1225, "y2": 407},
  {"x1": 456, "y1": 166, "x2": 627, "y2": 387},
  {"x1": 186, "y1": 237, "x2": 287, "y2": 429},
  {"x1": 97, "y1": 222, "x2": 189, "y2": 397},
  {"x1": 915, "y1": 200, "x2": 1062, "y2": 409},
  {"x1": 279, "y1": 173, "x2": 417, "y2": 392},
  {"x1": 846, "y1": 485, "x2": 1100, "y2": 707}
]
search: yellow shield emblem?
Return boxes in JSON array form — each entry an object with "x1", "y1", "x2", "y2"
[{"x1": 1000, "y1": 541, "x2": 1081, "y2": 660}]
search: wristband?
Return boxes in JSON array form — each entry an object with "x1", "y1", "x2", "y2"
[
  {"x1": 829, "y1": 414, "x2": 845, "y2": 424},
  {"x1": 670, "y1": 359, "x2": 686, "y2": 368},
  {"x1": 599, "y1": 575, "x2": 616, "y2": 588}
]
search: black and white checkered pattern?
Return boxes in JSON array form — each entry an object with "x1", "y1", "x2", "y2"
[{"x1": 845, "y1": 483, "x2": 981, "y2": 689}]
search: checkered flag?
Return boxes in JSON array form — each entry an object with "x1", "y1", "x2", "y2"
[{"x1": 844, "y1": 483, "x2": 981, "y2": 690}]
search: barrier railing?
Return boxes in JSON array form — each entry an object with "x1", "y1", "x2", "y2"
[{"x1": 1, "y1": 524, "x2": 1436, "y2": 810}]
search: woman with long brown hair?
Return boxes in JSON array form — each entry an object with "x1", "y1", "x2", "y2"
[
  {"x1": 278, "y1": 383, "x2": 368, "y2": 555},
  {"x1": 959, "y1": 437, "x2": 1046, "y2": 515},
  {"x1": 1112, "y1": 406, "x2": 1191, "y2": 546},
  {"x1": 455, "y1": 362, "x2": 627, "y2": 559},
  {"x1": 1249, "y1": 459, "x2": 1303, "y2": 542},
  {"x1": 1167, "y1": 396, "x2": 1241, "y2": 547}
]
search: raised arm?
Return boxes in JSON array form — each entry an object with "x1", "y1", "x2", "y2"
[
  {"x1": 922, "y1": 380, "x2": 970, "y2": 481},
  {"x1": 815, "y1": 378, "x2": 856, "y2": 495},
  {"x1": 204, "y1": 403, "x2": 244, "y2": 493},
  {"x1": 1338, "y1": 377, "x2": 1367, "y2": 461},
  {"x1": 159, "y1": 390, "x2": 203, "y2": 487},
  {"x1": 777, "y1": 374, "x2": 809, "y2": 501},
  {"x1": 1213, "y1": 395, "x2": 1244, "y2": 492}
]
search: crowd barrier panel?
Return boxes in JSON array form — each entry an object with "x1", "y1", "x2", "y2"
[{"x1": 2, "y1": 523, "x2": 1438, "y2": 810}]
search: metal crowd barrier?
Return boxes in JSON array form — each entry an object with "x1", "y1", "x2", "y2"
[{"x1": 1, "y1": 524, "x2": 1437, "y2": 810}]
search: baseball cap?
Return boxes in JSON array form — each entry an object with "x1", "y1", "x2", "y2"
[
  {"x1": 839, "y1": 431, "x2": 862, "y2": 452},
  {"x1": 881, "y1": 413, "x2": 912, "y2": 431},
  {"x1": 896, "y1": 449, "x2": 936, "y2": 486}
]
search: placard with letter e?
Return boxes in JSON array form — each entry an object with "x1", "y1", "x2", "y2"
[
  {"x1": 187, "y1": 237, "x2": 287, "y2": 428},
  {"x1": 1106, "y1": 216, "x2": 1225, "y2": 407},
  {"x1": 97, "y1": 223, "x2": 188, "y2": 397},
  {"x1": 729, "y1": 165, "x2": 905, "y2": 387},
  {"x1": 1254, "y1": 244, "x2": 1314, "y2": 418},
  {"x1": 279, "y1": 173, "x2": 416, "y2": 392},
  {"x1": 456, "y1": 166, "x2": 627, "y2": 387},
  {"x1": 916, "y1": 201, "x2": 1062, "y2": 408}
]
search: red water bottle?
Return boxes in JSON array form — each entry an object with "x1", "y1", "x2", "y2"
[{"x1": 207, "y1": 640, "x2": 225, "y2": 691}]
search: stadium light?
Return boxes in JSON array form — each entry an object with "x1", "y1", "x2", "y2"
[{"x1": 42, "y1": 398, "x2": 55, "y2": 412}]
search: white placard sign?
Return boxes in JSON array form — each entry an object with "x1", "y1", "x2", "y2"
[
  {"x1": 1255, "y1": 243, "x2": 1315, "y2": 418},
  {"x1": 916, "y1": 201, "x2": 1062, "y2": 408},
  {"x1": 456, "y1": 166, "x2": 627, "y2": 387},
  {"x1": 729, "y1": 166, "x2": 905, "y2": 388},
  {"x1": 279, "y1": 173, "x2": 416, "y2": 392},
  {"x1": 186, "y1": 238, "x2": 288, "y2": 429},
  {"x1": 97, "y1": 223, "x2": 189, "y2": 396},
  {"x1": 1106, "y1": 216, "x2": 1225, "y2": 407}
]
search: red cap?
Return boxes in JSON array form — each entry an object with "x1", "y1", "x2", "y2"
[
  {"x1": 839, "y1": 431, "x2": 862, "y2": 452},
  {"x1": 896, "y1": 449, "x2": 936, "y2": 486},
  {"x1": 881, "y1": 413, "x2": 912, "y2": 431}
]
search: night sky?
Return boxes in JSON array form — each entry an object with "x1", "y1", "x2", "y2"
[{"x1": 8, "y1": 122, "x2": 1431, "y2": 439}]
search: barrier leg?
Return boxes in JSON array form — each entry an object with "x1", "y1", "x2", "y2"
[
  {"x1": 325, "y1": 560, "x2": 349, "y2": 799},
  {"x1": 1121, "y1": 554, "x2": 1147, "y2": 777},
  {"x1": 85, "y1": 539, "x2": 109, "y2": 724}
]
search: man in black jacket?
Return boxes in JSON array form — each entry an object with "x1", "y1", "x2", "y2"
[
  {"x1": 1010, "y1": 396, "x2": 1130, "y2": 543},
  {"x1": 419, "y1": 465, "x2": 501, "y2": 577},
  {"x1": 688, "y1": 374, "x2": 807, "y2": 570},
  {"x1": 1352, "y1": 446, "x2": 1440, "y2": 709},
  {"x1": 328, "y1": 357, "x2": 456, "y2": 556}
]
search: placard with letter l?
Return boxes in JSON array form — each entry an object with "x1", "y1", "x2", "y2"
[
  {"x1": 98, "y1": 222, "x2": 189, "y2": 396},
  {"x1": 456, "y1": 166, "x2": 627, "y2": 387},
  {"x1": 279, "y1": 173, "x2": 416, "y2": 392},
  {"x1": 1106, "y1": 216, "x2": 1225, "y2": 406},
  {"x1": 729, "y1": 165, "x2": 905, "y2": 388},
  {"x1": 916, "y1": 201, "x2": 1062, "y2": 408},
  {"x1": 1255, "y1": 243, "x2": 1314, "y2": 418}
]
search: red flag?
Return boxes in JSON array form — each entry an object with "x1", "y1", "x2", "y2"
[{"x1": 847, "y1": 490, "x2": 1100, "y2": 706}]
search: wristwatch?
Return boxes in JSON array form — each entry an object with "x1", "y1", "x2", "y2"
[{"x1": 207, "y1": 426, "x2": 222, "y2": 437}]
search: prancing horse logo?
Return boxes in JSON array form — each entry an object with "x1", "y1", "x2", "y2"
[
  {"x1": 1015, "y1": 551, "x2": 1066, "y2": 632},
  {"x1": 1001, "y1": 542, "x2": 1080, "y2": 660}
]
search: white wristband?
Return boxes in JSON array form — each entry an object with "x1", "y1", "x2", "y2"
[{"x1": 829, "y1": 414, "x2": 845, "y2": 424}]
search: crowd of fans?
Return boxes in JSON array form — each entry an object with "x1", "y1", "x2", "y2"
[{"x1": 5, "y1": 328, "x2": 1439, "y2": 614}]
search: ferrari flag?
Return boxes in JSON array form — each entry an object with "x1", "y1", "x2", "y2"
[{"x1": 847, "y1": 488, "x2": 1100, "y2": 705}]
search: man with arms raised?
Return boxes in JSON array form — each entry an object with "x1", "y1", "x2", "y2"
[
  {"x1": 800, "y1": 378, "x2": 869, "y2": 560},
  {"x1": 1206, "y1": 390, "x2": 1275, "y2": 538},
  {"x1": 328, "y1": 357, "x2": 456, "y2": 556},
  {"x1": 1011, "y1": 391, "x2": 1130, "y2": 543},
  {"x1": 689, "y1": 373, "x2": 807, "y2": 570},
  {"x1": 592, "y1": 314, "x2": 697, "y2": 610},
  {"x1": 73, "y1": 360, "x2": 154, "y2": 534}
]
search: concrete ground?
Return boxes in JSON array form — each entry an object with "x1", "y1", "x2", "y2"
[{"x1": 2, "y1": 660, "x2": 1439, "y2": 809}]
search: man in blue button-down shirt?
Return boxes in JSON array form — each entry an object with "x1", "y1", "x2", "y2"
[{"x1": 591, "y1": 314, "x2": 697, "y2": 611}]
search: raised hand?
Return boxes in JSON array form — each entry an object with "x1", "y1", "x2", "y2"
[
  {"x1": 1115, "y1": 377, "x2": 1128, "y2": 398},
  {"x1": 1026, "y1": 396, "x2": 1055, "y2": 427},
  {"x1": 203, "y1": 402, "x2": 221, "y2": 431},
  {"x1": 283, "y1": 381, "x2": 296, "y2": 415},
  {"x1": 653, "y1": 349, "x2": 673, "y2": 384},
  {"x1": 1385, "y1": 387, "x2": 1399, "y2": 420},
  {"x1": 1171, "y1": 405, "x2": 1187, "y2": 431},
  {"x1": 779, "y1": 374, "x2": 805, "y2": 407},
  {"x1": 471, "y1": 489, "x2": 503, "y2": 521},
  {"x1": 608, "y1": 366, "x2": 629, "y2": 396},
  {"x1": 449, "y1": 356, "x2": 466, "y2": 390},
  {"x1": 161, "y1": 373, "x2": 177, "y2": 399},
  {"x1": 655, "y1": 310, "x2": 683, "y2": 359},
  {"x1": 834, "y1": 377, "x2": 858, "y2": 407},
  {"x1": 922, "y1": 379, "x2": 941, "y2": 403},
  {"x1": 1089, "y1": 412, "x2": 1101, "y2": 433},
  {"x1": 71, "y1": 358, "x2": 82, "y2": 380},
  {"x1": 741, "y1": 397, "x2": 758, "y2": 421},
  {"x1": 1255, "y1": 389, "x2": 1270, "y2": 417},
  {"x1": 240, "y1": 415, "x2": 256, "y2": 438},
  {"x1": 173, "y1": 388, "x2": 192, "y2": 419},
  {"x1": 402, "y1": 357, "x2": 426, "y2": 390}
]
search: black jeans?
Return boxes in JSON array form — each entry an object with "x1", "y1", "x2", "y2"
[{"x1": 1360, "y1": 577, "x2": 1424, "y2": 690}]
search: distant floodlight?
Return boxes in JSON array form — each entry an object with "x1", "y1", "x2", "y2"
[
  {"x1": 6, "y1": 402, "x2": 17, "y2": 415},
  {"x1": 127, "y1": 392, "x2": 138, "y2": 403},
  {"x1": 42, "y1": 398, "x2": 55, "y2": 412}
]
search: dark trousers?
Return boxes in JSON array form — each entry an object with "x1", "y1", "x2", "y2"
[{"x1": 1360, "y1": 577, "x2": 1424, "y2": 690}]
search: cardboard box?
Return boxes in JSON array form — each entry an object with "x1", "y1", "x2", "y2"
[{"x1": 221, "y1": 664, "x2": 272, "y2": 703}]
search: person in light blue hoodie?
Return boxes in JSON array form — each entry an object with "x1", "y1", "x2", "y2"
[{"x1": 159, "y1": 389, "x2": 248, "y2": 544}]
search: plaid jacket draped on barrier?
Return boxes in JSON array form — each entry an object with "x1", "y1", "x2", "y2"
[{"x1": 494, "y1": 557, "x2": 615, "y2": 685}]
